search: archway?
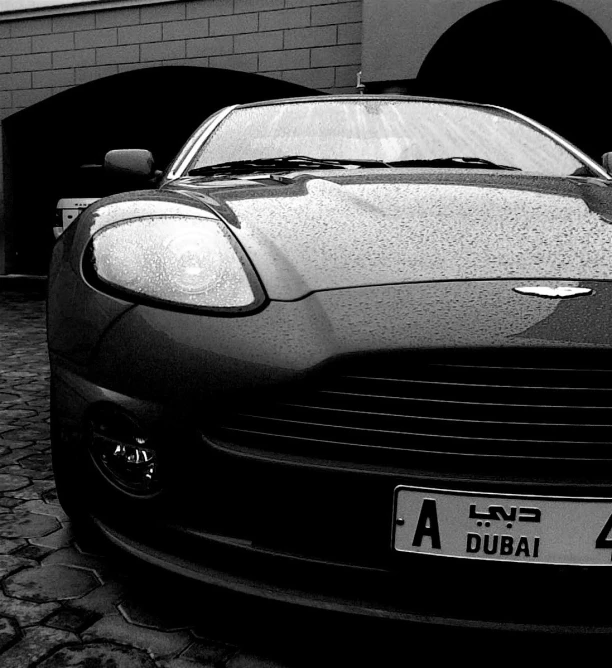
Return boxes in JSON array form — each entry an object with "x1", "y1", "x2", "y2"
[
  {"x1": 417, "y1": 0, "x2": 612, "y2": 160},
  {"x1": 1, "y1": 66, "x2": 318, "y2": 274}
]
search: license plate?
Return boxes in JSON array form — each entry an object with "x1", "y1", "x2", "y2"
[{"x1": 393, "y1": 486, "x2": 612, "y2": 565}]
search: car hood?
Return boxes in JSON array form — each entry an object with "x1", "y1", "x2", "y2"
[{"x1": 165, "y1": 170, "x2": 612, "y2": 301}]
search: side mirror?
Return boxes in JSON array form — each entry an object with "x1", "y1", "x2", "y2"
[
  {"x1": 602, "y1": 152, "x2": 612, "y2": 175},
  {"x1": 104, "y1": 149, "x2": 155, "y2": 179}
]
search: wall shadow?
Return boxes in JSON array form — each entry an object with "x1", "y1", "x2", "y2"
[
  {"x1": 416, "y1": 0, "x2": 612, "y2": 161},
  {"x1": 2, "y1": 66, "x2": 319, "y2": 274}
]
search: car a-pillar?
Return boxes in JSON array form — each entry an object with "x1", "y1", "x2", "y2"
[
  {"x1": 0, "y1": 66, "x2": 318, "y2": 276},
  {"x1": 415, "y1": 0, "x2": 612, "y2": 161}
]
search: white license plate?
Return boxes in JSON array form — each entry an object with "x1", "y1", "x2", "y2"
[{"x1": 393, "y1": 486, "x2": 612, "y2": 566}]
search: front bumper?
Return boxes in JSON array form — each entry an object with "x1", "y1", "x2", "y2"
[
  {"x1": 95, "y1": 512, "x2": 612, "y2": 632},
  {"x1": 52, "y1": 359, "x2": 612, "y2": 632}
]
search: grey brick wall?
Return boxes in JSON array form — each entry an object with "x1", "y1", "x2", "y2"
[{"x1": 0, "y1": 0, "x2": 363, "y2": 119}]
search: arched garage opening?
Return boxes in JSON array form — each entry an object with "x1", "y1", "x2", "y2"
[
  {"x1": 417, "y1": 0, "x2": 612, "y2": 161},
  {"x1": 1, "y1": 66, "x2": 318, "y2": 275}
]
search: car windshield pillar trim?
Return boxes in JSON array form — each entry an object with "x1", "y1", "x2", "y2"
[
  {"x1": 498, "y1": 105, "x2": 611, "y2": 181},
  {"x1": 165, "y1": 105, "x2": 238, "y2": 182}
]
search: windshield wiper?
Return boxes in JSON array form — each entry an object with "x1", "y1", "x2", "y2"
[
  {"x1": 387, "y1": 156, "x2": 522, "y2": 171},
  {"x1": 187, "y1": 155, "x2": 391, "y2": 177}
]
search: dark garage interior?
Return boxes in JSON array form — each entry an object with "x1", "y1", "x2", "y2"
[
  {"x1": 1, "y1": 66, "x2": 316, "y2": 275},
  {"x1": 416, "y1": 0, "x2": 612, "y2": 161}
]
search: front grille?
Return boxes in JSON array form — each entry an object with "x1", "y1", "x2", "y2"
[{"x1": 211, "y1": 352, "x2": 612, "y2": 461}]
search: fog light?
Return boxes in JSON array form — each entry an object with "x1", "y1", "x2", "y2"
[{"x1": 89, "y1": 412, "x2": 161, "y2": 495}]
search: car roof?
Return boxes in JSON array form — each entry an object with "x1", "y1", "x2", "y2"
[{"x1": 234, "y1": 94, "x2": 502, "y2": 111}]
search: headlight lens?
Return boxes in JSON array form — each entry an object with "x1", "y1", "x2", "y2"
[{"x1": 90, "y1": 215, "x2": 260, "y2": 310}]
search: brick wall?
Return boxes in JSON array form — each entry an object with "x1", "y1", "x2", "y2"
[{"x1": 0, "y1": 0, "x2": 363, "y2": 120}]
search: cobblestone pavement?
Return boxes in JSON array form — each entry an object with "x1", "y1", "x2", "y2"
[{"x1": 0, "y1": 286, "x2": 609, "y2": 667}]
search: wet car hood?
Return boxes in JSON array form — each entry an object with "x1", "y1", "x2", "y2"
[{"x1": 164, "y1": 170, "x2": 612, "y2": 301}]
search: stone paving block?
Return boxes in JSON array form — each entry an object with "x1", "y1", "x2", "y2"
[
  {"x1": 13, "y1": 544, "x2": 53, "y2": 561},
  {"x1": 4, "y1": 564, "x2": 100, "y2": 602},
  {"x1": 0, "y1": 439, "x2": 37, "y2": 450},
  {"x1": 0, "y1": 591, "x2": 59, "y2": 625},
  {"x1": 24, "y1": 406, "x2": 50, "y2": 413},
  {"x1": 6, "y1": 488, "x2": 40, "y2": 500},
  {"x1": 20, "y1": 499, "x2": 68, "y2": 521},
  {"x1": 31, "y1": 480, "x2": 56, "y2": 494},
  {"x1": 13, "y1": 446, "x2": 43, "y2": 458},
  {"x1": 0, "y1": 474, "x2": 30, "y2": 492},
  {"x1": 29, "y1": 525, "x2": 74, "y2": 549},
  {"x1": 0, "y1": 428, "x2": 22, "y2": 438},
  {"x1": 41, "y1": 488, "x2": 60, "y2": 505},
  {"x1": 23, "y1": 428, "x2": 51, "y2": 437},
  {"x1": 0, "y1": 616, "x2": 18, "y2": 652},
  {"x1": 8, "y1": 481, "x2": 53, "y2": 500},
  {"x1": 0, "y1": 537, "x2": 26, "y2": 553},
  {"x1": 158, "y1": 659, "x2": 206, "y2": 668},
  {"x1": 43, "y1": 605, "x2": 100, "y2": 633},
  {"x1": 227, "y1": 653, "x2": 289, "y2": 668},
  {"x1": 0, "y1": 409, "x2": 38, "y2": 420},
  {"x1": 0, "y1": 451, "x2": 33, "y2": 466},
  {"x1": 1, "y1": 390, "x2": 36, "y2": 399},
  {"x1": 38, "y1": 642, "x2": 158, "y2": 668},
  {"x1": 83, "y1": 614, "x2": 191, "y2": 658},
  {"x1": 0, "y1": 553, "x2": 34, "y2": 578},
  {"x1": 0, "y1": 626, "x2": 78, "y2": 668},
  {"x1": 180, "y1": 638, "x2": 235, "y2": 664},
  {"x1": 0, "y1": 498, "x2": 23, "y2": 509},
  {"x1": 0, "y1": 512, "x2": 60, "y2": 538},
  {"x1": 33, "y1": 442, "x2": 52, "y2": 451},
  {"x1": 118, "y1": 596, "x2": 196, "y2": 631},
  {"x1": 42, "y1": 546, "x2": 110, "y2": 581},
  {"x1": 18, "y1": 453, "x2": 52, "y2": 471},
  {"x1": 43, "y1": 546, "x2": 111, "y2": 575},
  {"x1": 70, "y1": 581, "x2": 126, "y2": 614},
  {"x1": 14, "y1": 383, "x2": 47, "y2": 392},
  {"x1": 3, "y1": 462, "x2": 54, "y2": 477}
]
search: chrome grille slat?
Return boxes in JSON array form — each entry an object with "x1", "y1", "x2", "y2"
[
  {"x1": 344, "y1": 375, "x2": 612, "y2": 392},
  {"x1": 218, "y1": 424, "x2": 612, "y2": 459},
  {"x1": 230, "y1": 411, "x2": 612, "y2": 445},
  {"x1": 323, "y1": 378, "x2": 612, "y2": 407},
  {"x1": 279, "y1": 402, "x2": 612, "y2": 429},
  {"x1": 221, "y1": 423, "x2": 612, "y2": 447},
  {"x1": 431, "y1": 363, "x2": 612, "y2": 373},
  {"x1": 320, "y1": 390, "x2": 612, "y2": 413}
]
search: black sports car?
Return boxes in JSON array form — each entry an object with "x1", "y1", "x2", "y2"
[{"x1": 48, "y1": 95, "x2": 612, "y2": 630}]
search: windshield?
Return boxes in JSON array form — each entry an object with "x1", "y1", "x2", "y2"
[{"x1": 187, "y1": 100, "x2": 587, "y2": 177}]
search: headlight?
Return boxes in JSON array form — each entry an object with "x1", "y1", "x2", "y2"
[{"x1": 87, "y1": 215, "x2": 264, "y2": 312}]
